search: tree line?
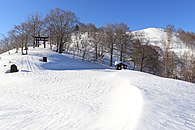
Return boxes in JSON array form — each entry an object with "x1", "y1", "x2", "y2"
[{"x1": 1, "y1": 8, "x2": 195, "y2": 83}]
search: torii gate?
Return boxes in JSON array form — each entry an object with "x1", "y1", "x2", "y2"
[{"x1": 33, "y1": 36, "x2": 49, "y2": 48}]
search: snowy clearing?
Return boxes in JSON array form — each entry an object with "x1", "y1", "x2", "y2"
[{"x1": 0, "y1": 47, "x2": 195, "y2": 130}]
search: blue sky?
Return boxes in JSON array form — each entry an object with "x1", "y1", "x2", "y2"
[{"x1": 0, "y1": 0, "x2": 195, "y2": 36}]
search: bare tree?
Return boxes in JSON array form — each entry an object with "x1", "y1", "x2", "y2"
[
  {"x1": 26, "y1": 13, "x2": 44, "y2": 48},
  {"x1": 179, "y1": 53, "x2": 195, "y2": 82},
  {"x1": 161, "y1": 25, "x2": 177, "y2": 78},
  {"x1": 115, "y1": 23, "x2": 134, "y2": 62},
  {"x1": 130, "y1": 38, "x2": 161, "y2": 73},
  {"x1": 84, "y1": 23, "x2": 98, "y2": 61},
  {"x1": 0, "y1": 36, "x2": 13, "y2": 54},
  {"x1": 178, "y1": 28, "x2": 195, "y2": 49},
  {"x1": 104, "y1": 24, "x2": 117, "y2": 66},
  {"x1": 96, "y1": 27, "x2": 106, "y2": 61},
  {"x1": 11, "y1": 22, "x2": 30, "y2": 55},
  {"x1": 44, "y1": 8, "x2": 78, "y2": 53}
]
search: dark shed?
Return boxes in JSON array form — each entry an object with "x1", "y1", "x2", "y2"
[
  {"x1": 10, "y1": 64, "x2": 18, "y2": 73},
  {"x1": 114, "y1": 61, "x2": 128, "y2": 70}
]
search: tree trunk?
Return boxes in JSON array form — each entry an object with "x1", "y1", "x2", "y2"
[
  {"x1": 21, "y1": 39, "x2": 24, "y2": 55},
  {"x1": 95, "y1": 44, "x2": 98, "y2": 61},
  {"x1": 140, "y1": 50, "x2": 145, "y2": 72},
  {"x1": 59, "y1": 37, "x2": 64, "y2": 53},
  {"x1": 120, "y1": 44, "x2": 123, "y2": 61},
  {"x1": 82, "y1": 47, "x2": 86, "y2": 61},
  {"x1": 49, "y1": 31, "x2": 52, "y2": 49},
  {"x1": 59, "y1": 43, "x2": 63, "y2": 53},
  {"x1": 110, "y1": 43, "x2": 114, "y2": 66},
  {"x1": 33, "y1": 39, "x2": 35, "y2": 48},
  {"x1": 56, "y1": 37, "x2": 59, "y2": 52},
  {"x1": 25, "y1": 37, "x2": 28, "y2": 55}
]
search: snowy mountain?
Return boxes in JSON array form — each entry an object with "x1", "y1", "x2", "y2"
[
  {"x1": 0, "y1": 47, "x2": 195, "y2": 130},
  {"x1": 134, "y1": 28, "x2": 193, "y2": 55}
]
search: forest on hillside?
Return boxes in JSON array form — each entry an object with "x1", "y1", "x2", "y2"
[{"x1": 1, "y1": 8, "x2": 195, "y2": 83}]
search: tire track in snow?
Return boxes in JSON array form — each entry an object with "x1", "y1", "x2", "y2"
[{"x1": 19, "y1": 54, "x2": 43, "y2": 75}]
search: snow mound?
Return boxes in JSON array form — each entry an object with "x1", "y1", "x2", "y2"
[{"x1": 86, "y1": 74, "x2": 144, "y2": 130}]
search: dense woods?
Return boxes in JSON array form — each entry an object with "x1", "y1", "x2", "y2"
[{"x1": 1, "y1": 8, "x2": 195, "y2": 83}]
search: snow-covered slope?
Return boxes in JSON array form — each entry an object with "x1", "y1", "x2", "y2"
[
  {"x1": 0, "y1": 47, "x2": 195, "y2": 130},
  {"x1": 135, "y1": 28, "x2": 192, "y2": 55}
]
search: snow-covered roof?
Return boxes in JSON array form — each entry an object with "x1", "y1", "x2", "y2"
[{"x1": 114, "y1": 61, "x2": 128, "y2": 66}]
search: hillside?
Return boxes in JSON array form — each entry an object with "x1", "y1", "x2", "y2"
[
  {"x1": 135, "y1": 28, "x2": 193, "y2": 55},
  {"x1": 0, "y1": 47, "x2": 195, "y2": 130}
]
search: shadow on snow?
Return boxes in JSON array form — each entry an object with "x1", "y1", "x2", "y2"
[{"x1": 40, "y1": 53, "x2": 109, "y2": 71}]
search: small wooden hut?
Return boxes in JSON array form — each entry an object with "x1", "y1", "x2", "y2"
[{"x1": 114, "y1": 61, "x2": 128, "y2": 70}]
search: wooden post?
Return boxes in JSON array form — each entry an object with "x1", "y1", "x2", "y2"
[
  {"x1": 43, "y1": 39, "x2": 46, "y2": 48},
  {"x1": 36, "y1": 37, "x2": 37, "y2": 47},
  {"x1": 43, "y1": 57, "x2": 47, "y2": 62},
  {"x1": 38, "y1": 41, "x2": 39, "y2": 47}
]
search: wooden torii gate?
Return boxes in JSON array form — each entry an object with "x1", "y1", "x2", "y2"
[{"x1": 33, "y1": 36, "x2": 49, "y2": 48}]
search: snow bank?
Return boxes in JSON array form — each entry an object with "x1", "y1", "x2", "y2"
[{"x1": 86, "y1": 74, "x2": 144, "y2": 130}]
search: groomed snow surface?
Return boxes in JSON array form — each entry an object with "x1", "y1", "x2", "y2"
[{"x1": 0, "y1": 47, "x2": 195, "y2": 130}]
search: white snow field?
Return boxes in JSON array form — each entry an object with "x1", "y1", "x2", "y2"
[{"x1": 0, "y1": 47, "x2": 195, "y2": 130}]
